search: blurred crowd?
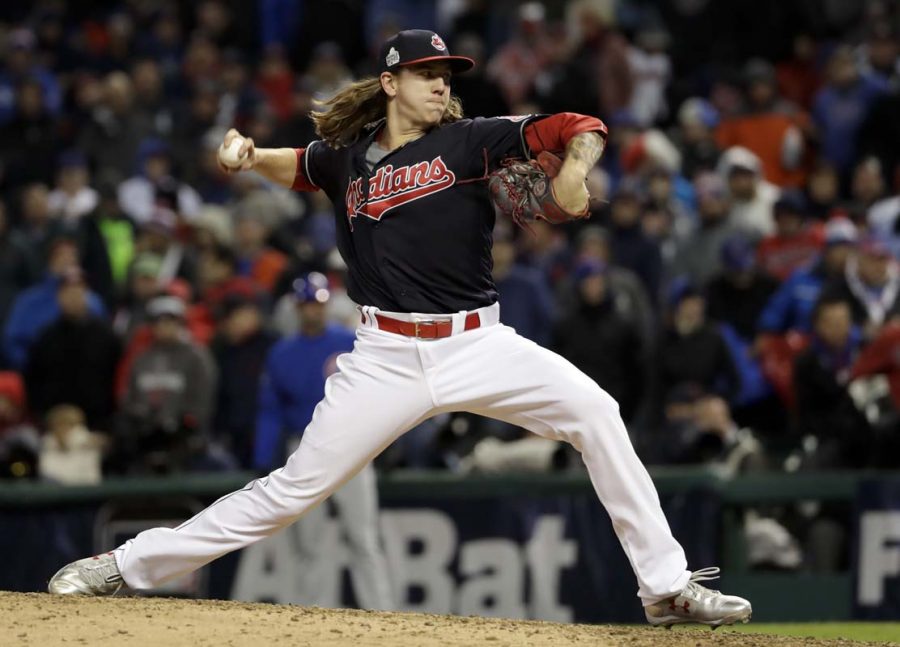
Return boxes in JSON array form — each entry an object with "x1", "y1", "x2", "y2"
[{"x1": 0, "y1": 0, "x2": 900, "y2": 492}]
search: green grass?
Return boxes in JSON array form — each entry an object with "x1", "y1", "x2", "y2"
[{"x1": 671, "y1": 623, "x2": 900, "y2": 642}]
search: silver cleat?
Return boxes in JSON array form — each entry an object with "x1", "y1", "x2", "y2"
[
  {"x1": 644, "y1": 567, "x2": 752, "y2": 628},
  {"x1": 48, "y1": 552, "x2": 124, "y2": 596}
]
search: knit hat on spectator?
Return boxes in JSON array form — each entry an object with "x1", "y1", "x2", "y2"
[
  {"x1": 132, "y1": 253, "x2": 163, "y2": 278},
  {"x1": 823, "y1": 217, "x2": 858, "y2": 246},
  {"x1": 0, "y1": 372, "x2": 26, "y2": 414},
  {"x1": 573, "y1": 259, "x2": 608, "y2": 282},
  {"x1": 667, "y1": 276, "x2": 701, "y2": 308},
  {"x1": 694, "y1": 172, "x2": 728, "y2": 201},
  {"x1": 773, "y1": 192, "x2": 807, "y2": 218},
  {"x1": 859, "y1": 236, "x2": 892, "y2": 258},
  {"x1": 142, "y1": 206, "x2": 177, "y2": 235},
  {"x1": 720, "y1": 236, "x2": 756, "y2": 272},
  {"x1": 678, "y1": 98, "x2": 719, "y2": 129},
  {"x1": 57, "y1": 267, "x2": 86, "y2": 288},
  {"x1": 293, "y1": 272, "x2": 330, "y2": 304},
  {"x1": 146, "y1": 295, "x2": 186, "y2": 320},
  {"x1": 57, "y1": 150, "x2": 88, "y2": 171}
]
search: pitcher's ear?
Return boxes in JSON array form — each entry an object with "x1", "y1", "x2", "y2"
[{"x1": 380, "y1": 72, "x2": 397, "y2": 97}]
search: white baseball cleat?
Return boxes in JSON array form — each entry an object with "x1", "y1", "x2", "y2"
[
  {"x1": 644, "y1": 567, "x2": 752, "y2": 628},
  {"x1": 48, "y1": 552, "x2": 124, "y2": 596}
]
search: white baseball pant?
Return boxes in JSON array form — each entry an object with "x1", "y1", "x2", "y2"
[
  {"x1": 115, "y1": 302, "x2": 691, "y2": 605},
  {"x1": 290, "y1": 462, "x2": 394, "y2": 610}
]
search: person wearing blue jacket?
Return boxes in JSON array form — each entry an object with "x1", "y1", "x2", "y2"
[
  {"x1": 3, "y1": 238, "x2": 105, "y2": 369},
  {"x1": 757, "y1": 217, "x2": 857, "y2": 334},
  {"x1": 254, "y1": 272, "x2": 393, "y2": 611}
]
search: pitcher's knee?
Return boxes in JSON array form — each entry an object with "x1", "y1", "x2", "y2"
[
  {"x1": 566, "y1": 383, "x2": 621, "y2": 421},
  {"x1": 550, "y1": 384, "x2": 621, "y2": 445}
]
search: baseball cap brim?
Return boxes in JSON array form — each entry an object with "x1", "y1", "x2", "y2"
[{"x1": 392, "y1": 55, "x2": 475, "y2": 74}]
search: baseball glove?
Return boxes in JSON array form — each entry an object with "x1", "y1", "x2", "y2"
[{"x1": 488, "y1": 151, "x2": 589, "y2": 227}]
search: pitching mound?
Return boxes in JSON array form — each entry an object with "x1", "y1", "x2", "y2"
[{"x1": 0, "y1": 591, "x2": 889, "y2": 647}]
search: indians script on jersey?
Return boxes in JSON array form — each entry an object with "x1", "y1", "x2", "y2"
[{"x1": 345, "y1": 156, "x2": 456, "y2": 223}]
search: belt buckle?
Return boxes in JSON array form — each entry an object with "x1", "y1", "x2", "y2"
[{"x1": 413, "y1": 319, "x2": 438, "y2": 339}]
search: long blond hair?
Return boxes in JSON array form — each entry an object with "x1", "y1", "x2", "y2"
[{"x1": 310, "y1": 76, "x2": 464, "y2": 148}]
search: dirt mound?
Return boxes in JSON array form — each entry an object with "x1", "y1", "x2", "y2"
[{"x1": 0, "y1": 591, "x2": 888, "y2": 647}]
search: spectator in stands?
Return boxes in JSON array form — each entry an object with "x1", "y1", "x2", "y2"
[
  {"x1": 77, "y1": 72, "x2": 145, "y2": 183},
  {"x1": 775, "y1": 33, "x2": 822, "y2": 111},
  {"x1": 254, "y1": 272, "x2": 394, "y2": 610},
  {"x1": 47, "y1": 151, "x2": 98, "y2": 223},
  {"x1": 661, "y1": 390, "x2": 763, "y2": 474},
  {"x1": 3, "y1": 239, "x2": 105, "y2": 370},
  {"x1": 0, "y1": 28, "x2": 61, "y2": 125},
  {"x1": 804, "y1": 162, "x2": 841, "y2": 220},
  {"x1": 716, "y1": 59, "x2": 809, "y2": 189},
  {"x1": 492, "y1": 224, "x2": 555, "y2": 346},
  {"x1": 0, "y1": 78, "x2": 60, "y2": 191},
  {"x1": 717, "y1": 146, "x2": 780, "y2": 239},
  {"x1": 446, "y1": 33, "x2": 509, "y2": 119},
  {"x1": 849, "y1": 156, "x2": 888, "y2": 213},
  {"x1": 23, "y1": 268, "x2": 120, "y2": 431},
  {"x1": 38, "y1": 404, "x2": 105, "y2": 485},
  {"x1": 486, "y1": 2, "x2": 557, "y2": 108},
  {"x1": 112, "y1": 253, "x2": 162, "y2": 340},
  {"x1": 118, "y1": 138, "x2": 202, "y2": 226},
  {"x1": 658, "y1": 279, "x2": 739, "y2": 407},
  {"x1": 757, "y1": 217, "x2": 858, "y2": 334},
  {"x1": 196, "y1": 243, "x2": 259, "y2": 319},
  {"x1": 0, "y1": 371, "x2": 39, "y2": 480},
  {"x1": 133, "y1": 206, "x2": 196, "y2": 287},
  {"x1": 545, "y1": 0, "x2": 632, "y2": 117},
  {"x1": 569, "y1": 225, "x2": 656, "y2": 351},
  {"x1": 672, "y1": 172, "x2": 736, "y2": 287},
  {"x1": 273, "y1": 76, "x2": 318, "y2": 147},
  {"x1": 673, "y1": 98, "x2": 721, "y2": 180},
  {"x1": 554, "y1": 260, "x2": 644, "y2": 422},
  {"x1": 756, "y1": 193, "x2": 824, "y2": 281},
  {"x1": 867, "y1": 170, "x2": 900, "y2": 257},
  {"x1": 89, "y1": 177, "x2": 137, "y2": 292},
  {"x1": 0, "y1": 201, "x2": 38, "y2": 338},
  {"x1": 822, "y1": 236, "x2": 900, "y2": 335},
  {"x1": 211, "y1": 293, "x2": 277, "y2": 468},
  {"x1": 626, "y1": 26, "x2": 671, "y2": 128},
  {"x1": 15, "y1": 183, "x2": 63, "y2": 266},
  {"x1": 793, "y1": 296, "x2": 870, "y2": 468},
  {"x1": 861, "y1": 22, "x2": 900, "y2": 87},
  {"x1": 130, "y1": 58, "x2": 175, "y2": 142},
  {"x1": 116, "y1": 295, "x2": 217, "y2": 474},
  {"x1": 606, "y1": 179, "x2": 662, "y2": 302},
  {"x1": 812, "y1": 45, "x2": 888, "y2": 183},
  {"x1": 707, "y1": 236, "x2": 779, "y2": 341},
  {"x1": 233, "y1": 212, "x2": 289, "y2": 293}
]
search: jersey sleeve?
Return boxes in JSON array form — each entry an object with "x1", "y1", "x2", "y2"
[
  {"x1": 291, "y1": 140, "x2": 340, "y2": 194},
  {"x1": 465, "y1": 113, "x2": 608, "y2": 172},
  {"x1": 465, "y1": 115, "x2": 542, "y2": 170}
]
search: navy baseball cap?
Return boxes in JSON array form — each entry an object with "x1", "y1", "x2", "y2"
[
  {"x1": 379, "y1": 30, "x2": 475, "y2": 74},
  {"x1": 292, "y1": 272, "x2": 330, "y2": 304}
]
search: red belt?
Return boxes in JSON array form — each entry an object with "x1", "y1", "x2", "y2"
[{"x1": 368, "y1": 312, "x2": 482, "y2": 339}]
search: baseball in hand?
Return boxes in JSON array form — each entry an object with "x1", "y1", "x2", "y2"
[{"x1": 218, "y1": 137, "x2": 248, "y2": 169}]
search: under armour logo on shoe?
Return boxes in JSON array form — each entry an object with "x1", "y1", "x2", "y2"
[{"x1": 669, "y1": 599, "x2": 691, "y2": 613}]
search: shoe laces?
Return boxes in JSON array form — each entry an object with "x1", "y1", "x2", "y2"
[{"x1": 684, "y1": 566, "x2": 721, "y2": 598}]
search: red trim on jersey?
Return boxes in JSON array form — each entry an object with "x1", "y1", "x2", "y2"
[
  {"x1": 524, "y1": 113, "x2": 608, "y2": 156},
  {"x1": 291, "y1": 148, "x2": 319, "y2": 192}
]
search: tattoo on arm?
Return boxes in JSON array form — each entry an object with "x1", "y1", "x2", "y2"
[{"x1": 565, "y1": 132, "x2": 606, "y2": 168}]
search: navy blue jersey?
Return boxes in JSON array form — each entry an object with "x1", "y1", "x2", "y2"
[{"x1": 294, "y1": 116, "x2": 541, "y2": 314}]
